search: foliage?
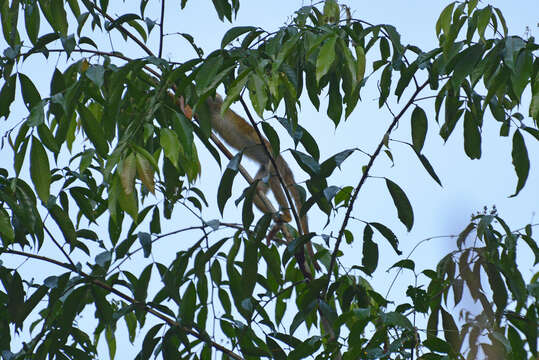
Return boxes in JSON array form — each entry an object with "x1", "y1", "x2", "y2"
[{"x1": 0, "y1": 0, "x2": 538, "y2": 359}]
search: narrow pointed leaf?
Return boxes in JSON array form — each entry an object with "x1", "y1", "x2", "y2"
[
  {"x1": 510, "y1": 130, "x2": 529, "y2": 197},
  {"x1": 30, "y1": 136, "x2": 50, "y2": 203},
  {"x1": 385, "y1": 179, "x2": 414, "y2": 231}
]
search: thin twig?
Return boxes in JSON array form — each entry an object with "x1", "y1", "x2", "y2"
[
  {"x1": 159, "y1": 0, "x2": 166, "y2": 58},
  {"x1": 323, "y1": 80, "x2": 429, "y2": 298}
]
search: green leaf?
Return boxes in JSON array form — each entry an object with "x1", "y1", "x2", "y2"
[
  {"x1": 451, "y1": 44, "x2": 483, "y2": 88},
  {"x1": 370, "y1": 222, "x2": 401, "y2": 255},
  {"x1": 19, "y1": 73, "x2": 41, "y2": 110},
  {"x1": 261, "y1": 122, "x2": 280, "y2": 159},
  {"x1": 379, "y1": 64, "x2": 392, "y2": 108},
  {"x1": 120, "y1": 153, "x2": 136, "y2": 195},
  {"x1": 409, "y1": 147, "x2": 442, "y2": 186},
  {"x1": 436, "y1": 3, "x2": 455, "y2": 37},
  {"x1": 390, "y1": 259, "x2": 415, "y2": 271},
  {"x1": 86, "y1": 65, "x2": 105, "y2": 88},
  {"x1": 362, "y1": 225, "x2": 378, "y2": 275},
  {"x1": 385, "y1": 179, "x2": 414, "y2": 231},
  {"x1": 440, "y1": 309, "x2": 459, "y2": 352},
  {"x1": 48, "y1": 204, "x2": 77, "y2": 245},
  {"x1": 476, "y1": 6, "x2": 491, "y2": 42},
  {"x1": 411, "y1": 106, "x2": 428, "y2": 152},
  {"x1": 24, "y1": 4, "x2": 40, "y2": 44},
  {"x1": 79, "y1": 107, "x2": 109, "y2": 157},
  {"x1": 180, "y1": 282, "x2": 196, "y2": 325},
  {"x1": 160, "y1": 128, "x2": 181, "y2": 168},
  {"x1": 290, "y1": 150, "x2": 320, "y2": 176},
  {"x1": 138, "y1": 232, "x2": 152, "y2": 258},
  {"x1": 510, "y1": 130, "x2": 529, "y2": 197},
  {"x1": 242, "y1": 238, "x2": 258, "y2": 297},
  {"x1": 0, "y1": 75, "x2": 16, "y2": 119},
  {"x1": 463, "y1": 111, "x2": 481, "y2": 159},
  {"x1": 217, "y1": 153, "x2": 242, "y2": 214},
  {"x1": 221, "y1": 26, "x2": 256, "y2": 48},
  {"x1": 320, "y1": 149, "x2": 354, "y2": 178},
  {"x1": 0, "y1": 208, "x2": 15, "y2": 244},
  {"x1": 30, "y1": 136, "x2": 51, "y2": 203},
  {"x1": 316, "y1": 35, "x2": 336, "y2": 82}
]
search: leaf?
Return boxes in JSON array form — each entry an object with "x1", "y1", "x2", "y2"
[
  {"x1": 135, "y1": 153, "x2": 155, "y2": 194},
  {"x1": 221, "y1": 26, "x2": 256, "y2": 48},
  {"x1": 316, "y1": 35, "x2": 336, "y2": 82},
  {"x1": 0, "y1": 75, "x2": 16, "y2": 119},
  {"x1": 79, "y1": 107, "x2": 109, "y2": 157},
  {"x1": 510, "y1": 130, "x2": 529, "y2": 197},
  {"x1": 390, "y1": 259, "x2": 415, "y2": 271},
  {"x1": 451, "y1": 44, "x2": 483, "y2": 88},
  {"x1": 463, "y1": 111, "x2": 481, "y2": 159},
  {"x1": 0, "y1": 208, "x2": 15, "y2": 244},
  {"x1": 30, "y1": 136, "x2": 51, "y2": 203},
  {"x1": 242, "y1": 238, "x2": 258, "y2": 297},
  {"x1": 24, "y1": 3, "x2": 40, "y2": 44},
  {"x1": 410, "y1": 148, "x2": 442, "y2": 186},
  {"x1": 217, "y1": 153, "x2": 242, "y2": 215},
  {"x1": 86, "y1": 65, "x2": 105, "y2": 88},
  {"x1": 411, "y1": 106, "x2": 428, "y2": 152},
  {"x1": 385, "y1": 179, "x2": 414, "y2": 231},
  {"x1": 138, "y1": 232, "x2": 151, "y2": 258},
  {"x1": 361, "y1": 225, "x2": 378, "y2": 275},
  {"x1": 180, "y1": 282, "x2": 196, "y2": 325},
  {"x1": 370, "y1": 222, "x2": 401, "y2": 255},
  {"x1": 290, "y1": 150, "x2": 320, "y2": 176},
  {"x1": 320, "y1": 149, "x2": 354, "y2": 177},
  {"x1": 261, "y1": 122, "x2": 280, "y2": 159},
  {"x1": 436, "y1": 3, "x2": 455, "y2": 37},
  {"x1": 120, "y1": 153, "x2": 136, "y2": 195},
  {"x1": 441, "y1": 309, "x2": 459, "y2": 352},
  {"x1": 379, "y1": 64, "x2": 392, "y2": 108},
  {"x1": 160, "y1": 128, "x2": 181, "y2": 168},
  {"x1": 19, "y1": 73, "x2": 41, "y2": 109},
  {"x1": 48, "y1": 205, "x2": 77, "y2": 245}
]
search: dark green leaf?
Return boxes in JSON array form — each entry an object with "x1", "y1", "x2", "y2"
[
  {"x1": 0, "y1": 75, "x2": 16, "y2": 119},
  {"x1": 30, "y1": 136, "x2": 51, "y2": 203},
  {"x1": 362, "y1": 225, "x2": 378, "y2": 275},
  {"x1": 370, "y1": 222, "x2": 401, "y2": 255},
  {"x1": 79, "y1": 107, "x2": 109, "y2": 157},
  {"x1": 242, "y1": 238, "x2": 258, "y2": 297},
  {"x1": 510, "y1": 130, "x2": 529, "y2": 197},
  {"x1": 221, "y1": 26, "x2": 256, "y2": 48},
  {"x1": 440, "y1": 309, "x2": 459, "y2": 352},
  {"x1": 48, "y1": 204, "x2": 77, "y2": 245},
  {"x1": 261, "y1": 122, "x2": 280, "y2": 159},
  {"x1": 385, "y1": 179, "x2": 414, "y2": 231},
  {"x1": 463, "y1": 111, "x2": 482, "y2": 159},
  {"x1": 180, "y1": 282, "x2": 196, "y2": 325},
  {"x1": 19, "y1": 73, "x2": 41, "y2": 110},
  {"x1": 138, "y1": 232, "x2": 152, "y2": 258},
  {"x1": 217, "y1": 153, "x2": 242, "y2": 214},
  {"x1": 410, "y1": 148, "x2": 442, "y2": 186},
  {"x1": 390, "y1": 259, "x2": 415, "y2": 271},
  {"x1": 411, "y1": 106, "x2": 428, "y2": 152}
]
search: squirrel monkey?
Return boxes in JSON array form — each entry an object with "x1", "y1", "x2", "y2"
[{"x1": 180, "y1": 94, "x2": 319, "y2": 271}]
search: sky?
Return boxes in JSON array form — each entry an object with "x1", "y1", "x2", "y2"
[{"x1": 1, "y1": 0, "x2": 538, "y2": 358}]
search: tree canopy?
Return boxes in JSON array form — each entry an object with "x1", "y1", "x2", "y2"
[{"x1": 0, "y1": 0, "x2": 538, "y2": 359}]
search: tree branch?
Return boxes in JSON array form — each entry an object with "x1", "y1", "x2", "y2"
[
  {"x1": 2, "y1": 248, "x2": 245, "y2": 360},
  {"x1": 323, "y1": 80, "x2": 429, "y2": 298}
]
